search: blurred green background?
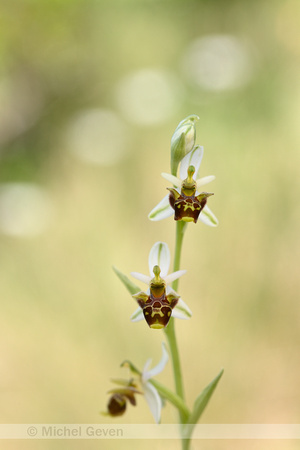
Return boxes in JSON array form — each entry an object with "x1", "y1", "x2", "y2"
[{"x1": 0, "y1": 0, "x2": 299, "y2": 449}]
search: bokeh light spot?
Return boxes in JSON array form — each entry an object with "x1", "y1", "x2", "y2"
[
  {"x1": 182, "y1": 35, "x2": 255, "y2": 91},
  {"x1": 0, "y1": 183, "x2": 53, "y2": 237},
  {"x1": 65, "y1": 108, "x2": 129, "y2": 166},
  {"x1": 115, "y1": 69, "x2": 183, "y2": 125}
]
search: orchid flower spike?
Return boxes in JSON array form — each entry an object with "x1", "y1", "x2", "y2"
[
  {"x1": 148, "y1": 146, "x2": 218, "y2": 226},
  {"x1": 130, "y1": 242, "x2": 192, "y2": 329}
]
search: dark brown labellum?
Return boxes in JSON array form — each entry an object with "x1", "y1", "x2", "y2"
[
  {"x1": 137, "y1": 291, "x2": 178, "y2": 329},
  {"x1": 168, "y1": 188, "x2": 212, "y2": 223},
  {"x1": 107, "y1": 394, "x2": 126, "y2": 416}
]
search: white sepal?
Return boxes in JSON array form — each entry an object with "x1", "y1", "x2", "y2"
[
  {"x1": 141, "y1": 343, "x2": 169, "y2": 423},
  {"x1": 180, "y1": 146, "x2": 203, "y2": 180},
  {"x1": 148, "y1": 195, "x2": 173, "y2": 221},
  {"x1": 199, "y1": 205, "x2": 219, "y2": 227},
  {"x1": 143, "y1": 380, "x2": 162, "y2": 424},
  {"x1": 172, "y1": 298, "x2": 193, "y2": 320},
  {"x1": 148, "y1": 242, "x2": 170, "y2": 278},
  {"x1": 130, "y1": 308, "x2": 144, "y2": 322}
]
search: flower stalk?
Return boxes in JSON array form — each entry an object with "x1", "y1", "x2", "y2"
[{"x1": 164, "y1": 220, "x2": 187, "y2": 425}]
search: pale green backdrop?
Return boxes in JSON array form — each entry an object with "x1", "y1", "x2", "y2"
[{"x1": 0, "y1": 1, "x2": 299, "y2": 449}]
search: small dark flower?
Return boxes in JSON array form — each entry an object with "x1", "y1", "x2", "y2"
[{"x1": 104, "y1": 381, "x2": 142, "y2": 417}]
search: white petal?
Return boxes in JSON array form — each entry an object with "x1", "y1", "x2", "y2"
[
  {"x1": 130, "y1": 272, "x2": 151, "y2": 284},
  {"x1": 130, "y1": 308, "x2": 144, "y2": 322},
  {"x1": 143, "y1": 343, "x2": 169, "y2": 382},
  {"x1": 143, "y1": 358, "x2": 152, "y2": 374},
  {"x1": 180, "y1": 146, "x2": 203, "y2": 180},
  {"x1": 199, "y1": 205, "x2": 219, "y2": 227},
  {"x1": 148, "y1": 242, "x2": 170, "y2": 278},
  {"x1": 172, "y1": 298, "x2": 192, "y2": 320},
  {"x1": 143, "y1": 381, "x2": 162, "y2": 424},
  {"x1": 164, "y1": 269, "x2": 187, "y2": 284},
  {"x1": 148, "y1": 195, "x2": 174, "y2": 221},
  {"x1": 161, "y1": 173, "x2": 181, "y2": 187},
  {"x1": 196, "y1": 175, "x2": 215, "y2": 189}
]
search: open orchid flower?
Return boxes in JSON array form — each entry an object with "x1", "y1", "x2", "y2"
[
  {"x1": 148, "y1": 146, "x2": 218, "y2": 226},
  {"x1": 141, "y1": 343, "x2": 169, "y2": 423},
  {"x1": 130, "y1": 242, "x2": 192, "y2": 329}
]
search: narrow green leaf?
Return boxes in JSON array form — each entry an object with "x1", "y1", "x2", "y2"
[
  {"x1": 180, "y1": 369, "x2": 224, "y2": 443},
  {"x1": 188, "y1": 369, "x2": 224, "y2": 424},
  {"x1": 112, "y1": 266, "x2": 141, "y2": 295}
]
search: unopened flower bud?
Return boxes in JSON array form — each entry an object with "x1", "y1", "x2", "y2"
[{"x1": 170, "y1": 115, "x2": 199, "y2": 176}]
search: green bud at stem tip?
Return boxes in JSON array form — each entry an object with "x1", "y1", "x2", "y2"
[{"x1": 170, "y1": 115, "x2": 199, "y2": 176}]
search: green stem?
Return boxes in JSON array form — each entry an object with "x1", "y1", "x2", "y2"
[
  {"x1": 172, "y1": 221, "x2": 187, "y2": 291},
  {"x1": 182, "y1": 439, "x2": 191, "y2": 450},
  {"x1": 164, "y1": 221, "x2": 187, "y2": 427}
]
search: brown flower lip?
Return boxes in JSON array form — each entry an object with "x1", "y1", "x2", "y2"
[
  {"x1": 133, "y1": 265, "x2": 179, "y2": 329},
  {"x1": 168, "y1": 187, "x2": 213, "y2": 223}
]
